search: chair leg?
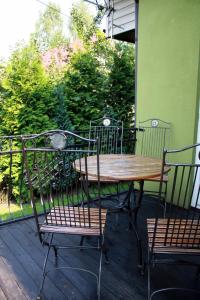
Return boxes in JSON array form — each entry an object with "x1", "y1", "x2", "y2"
[
  {"x1": 115, "y1": 213, "x2": 119, "y2": 229},
  {"x1": 163, "y1": 182, "x2": 168, "y2": 217},
  {"x1": 52, "y1": 245, "x2": 58, "y2": 258},
  {"x1": 103, "y1": 243, "x2": 109, "y2": 264},
  {"x1": 196, "y1": 266, "x2": 200, "y2": 278},
  {"x1": 79, "y1": 236, "x2": 85, "y2": 249},
  {"x1": 97, "y1": 236, "x2": 104, "y2": 300},
  {"x1": 115, "y1": 183, "x2": 120, "y2": 228},
  {"x1": 131, "y1": 222, "x2": 143, "y2": 270},
  {"x1": 147, "y1": 249, "x2": 151, "y2": 300},
  {"x1": 37, "y1": 234, "x2": 53, "y2": 299}
]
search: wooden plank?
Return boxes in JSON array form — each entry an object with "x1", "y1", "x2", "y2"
[
  {"x1": 76, "y1": 230, "x2": 147, "y2": 299},
  {"x1": 8, "y1": 220, "x2": 86, "y2": 300},
  {"x1": 55, "y1": 231, "x2": 142, "y2": 300},
  {"x1": 0, "y1": 225, "x2": 66, "y2": 300},
  {"x1": 40, "y1": 224, "x2": 102, "y2": 235},
  {"x1": 39, "y1": 206, "x2": 107, "y2": 235},
  {"x1": 147, "y1": 219, "x2": 200, "y2": 225},
  {"x1": 45, "y1": 207, "x2": 107, "y2": 223},
  {"x1": 0, "y1": 256, "x2": 28, "y2": 300},
  {"x1": 0, "y1": 287, "x2": 7, "y2": 300},
  {"x1": 27, "y1": 218, "x2": 124, "y2": 300},
  {"x1": 25, "y1": 218, "x2": 98, "y2": 299},
  {"x1": 75, "y1": 154, "x2": 168, "y2": 181},
  {"x1": 0, "y1": 227, "x2": 38, "y2": 300}
]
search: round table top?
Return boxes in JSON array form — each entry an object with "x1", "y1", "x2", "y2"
[{"x1": 75, "y1": 154, "x2": 169, "y2": 181}]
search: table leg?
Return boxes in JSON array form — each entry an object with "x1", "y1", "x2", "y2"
[
  {"x1": 128, "y1": 180, "x2": 144, "y2": 271},
  {"x1": 134, "y1": 180, "x2": 144, "y2": 225}
]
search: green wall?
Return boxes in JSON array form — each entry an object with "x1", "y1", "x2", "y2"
[{"x1": 136, "y1": 0, "x2": 200, "y2": 153}]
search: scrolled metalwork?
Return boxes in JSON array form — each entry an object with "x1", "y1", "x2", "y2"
[{"x1": 147, "y1": 142, "x2": 200, "y2": 300}]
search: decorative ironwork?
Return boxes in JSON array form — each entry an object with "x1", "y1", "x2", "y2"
[
  {"x1": 151, "y1": 119, "x2": 159, "y2": 128},
  {"x1": 102, "y1": 118, "x2": 111, "y2": 127},
  {"x1": 147, "y1": 143, "x2": 200, "y2": 299},
  {"x1": 138, "y1": 118, "x2": 171, "y2": 202},
  {"x1": 89, "y1": 116, "x2": 123, "y2": 154},
  {"x1": 49, "y1": 132, "x2": 67, "y2": 150},
  {"x1": 138, "y1": 118, "x2": 171, "y2": 158},
  {"x1": 22, "y1": 130, "x2": 108, "y2": 300},
  {"x1": 0, "y1": 127, "x2": 137, "y2": 225}
]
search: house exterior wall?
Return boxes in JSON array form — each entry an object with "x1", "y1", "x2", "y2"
[
  {"x1": 106, "y1": 0, "x2": 135, "y2": 38},
  {"x1": 136, "y1": 0, "x2": 200, "y2": 158}
]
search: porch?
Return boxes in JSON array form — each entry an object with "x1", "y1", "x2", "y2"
[{"x1": 0, "y1": 197, "x2": 199, "y2": 300}]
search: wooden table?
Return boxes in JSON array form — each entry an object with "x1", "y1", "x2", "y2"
[
  {"x1": 75, "y1": 154, "x2": 169, "y2": 269},
  {"x1": 75, "y1": 154, "x2": 165, "y2": 181}
]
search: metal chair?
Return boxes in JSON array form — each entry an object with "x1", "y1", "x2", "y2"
[
  {"x1": 138, "y1": 118, "x2": 171, "y2": 158},
  {"x1": 147, "y1": 143, "x2": 200, "y2": 300},
  {"x1": 88, "y1": 116, "x2": 124, "y2": 226},
  {"x1": 138, "y1": 118, "x2": 171, "y2": 201},
  {"x1": 22, "y1": 130, "x2": 108, "y2": 300},
  {"x1": 89, "y1": 116, "x2": 123, "y2": 155}
]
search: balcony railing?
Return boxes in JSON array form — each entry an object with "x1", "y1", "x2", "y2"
[{"x1": 0, "y1": 127, "x2": 138, "y2": 225}]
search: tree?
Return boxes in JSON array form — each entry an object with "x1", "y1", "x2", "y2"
[
  {"x1": 61, "y1": 49, "x2": 107, "y2": 129},
  {"x1": 69, "y1": 0, "x2": 97, "y2": 42},
  {"x1": 32, "y1": 2, "x2": 67, "y2": 52},
  {"x1": 53, "y1": 84, "x2": 74, "y2": 131},
  {"x1": 107, "y1": 42, "x2": 135, "y2": 127},
  {"x1": 0, "y1": 41, "x2": 58, "y2": 201},
  {"x1": 0, "y1": 43, "x2": 57, "y2": 136}
]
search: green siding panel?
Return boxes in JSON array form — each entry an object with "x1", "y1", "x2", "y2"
[
  {"x1": 136, "y1": 0, "x2": 200, "y2": 151},
  {"x1": 136, "y1": 0, "x2": 200, "y2": 204}
]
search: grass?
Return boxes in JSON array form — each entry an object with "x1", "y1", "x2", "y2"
[
  {"x1": 0, "y1": 202, "x2": 43, "y2": 222},
  {"x1": 0, "y1": 182, "x2": 130, "y2": 222}
]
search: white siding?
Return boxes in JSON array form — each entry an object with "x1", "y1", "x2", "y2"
[
  {"x1": 106, "y1": 0, "x2": 135, "y2": 38},
  {"x1": 192, "y1": 103, "x2": 200, "y2": 208}
]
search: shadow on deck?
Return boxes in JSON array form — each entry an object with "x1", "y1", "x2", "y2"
[{"x1": 0, "y1": 196, "x2": 199, "y2": 300}]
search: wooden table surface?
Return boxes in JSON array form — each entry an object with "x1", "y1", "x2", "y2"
[{"x1": 75, "y1": 154, "x2": 169, "y2": 181}]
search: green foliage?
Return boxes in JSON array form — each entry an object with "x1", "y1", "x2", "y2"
[
  {"x1": 0, "y1": 1, "x2": 135, "y2": 209},
  {"x1": 0, "y1": 43, "x2": 57, "y2": 200},
  {"x1": 61, "y1": 49, "x2": 107, "y2": 129},
  {"x1": 107, "y1": 42, "x2": 135, "y2": 127},
  {"x1": 0, "y1": 43, "x2": 57, "y2": 136},
  {"x1": 32, "y1": 2, "x2": 67, "y2": 52},
  {"x1": 53, "y1": 84, "x2": 74, "y2": 131},
  {"x1": 69, "y1": 0, "x2": 96, "y2": 42}
]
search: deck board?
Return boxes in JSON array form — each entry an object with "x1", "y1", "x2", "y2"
[
  {"x1": 13, "y1": 219, "x2": 86, "y2": 300},
  {"x1": 0, "y1": 197, "x2": 199, "y2": 300},
  {"x1": 0, "y1": 256, "x2": 29, "y2": 300}
]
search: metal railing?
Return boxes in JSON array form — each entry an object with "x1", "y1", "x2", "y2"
[{"x1": 0, "y1": 128, "x2": 138, "y2": 225}]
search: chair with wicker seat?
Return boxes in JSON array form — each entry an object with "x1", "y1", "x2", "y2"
[
  {"x1": 147, "y1": 143, "x2": 200, "y2": 300},
  {"x1": 22, "y1": 130, "x2": 108, "y2": 300}
]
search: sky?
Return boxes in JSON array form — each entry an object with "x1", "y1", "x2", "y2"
[{"x1": 0, "y1": 0, "x2": 97, "y2": 60}]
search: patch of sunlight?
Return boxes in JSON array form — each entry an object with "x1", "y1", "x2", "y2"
[{"x1": 0, "y1": 203, "x2": 33, "y2": 221}]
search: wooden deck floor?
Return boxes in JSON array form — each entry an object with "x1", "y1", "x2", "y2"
[{"x1": 0, "y1": 197, "x2": 199, "y2": 300}]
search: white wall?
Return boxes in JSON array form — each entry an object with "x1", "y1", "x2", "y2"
[
  {"x1": 106, "y1": 0, "x2": 135, "y2": 38},
  {"x1": 192, "y1": 102, "x2": 200, "y2": 208}
]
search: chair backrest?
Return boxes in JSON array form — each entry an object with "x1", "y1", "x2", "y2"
[
  {"x1": 151, "y1": 143, "x2": 200, "y2": 252},
  {"x1": 89, "y1": 116, "x2": 123, "y2": 154},
  {"x1": 22, "y1": 130, "x2": 103, "y2": 239},
  {"x1": 138, "y1": 118, "x2": 171, "y2": 158}
]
